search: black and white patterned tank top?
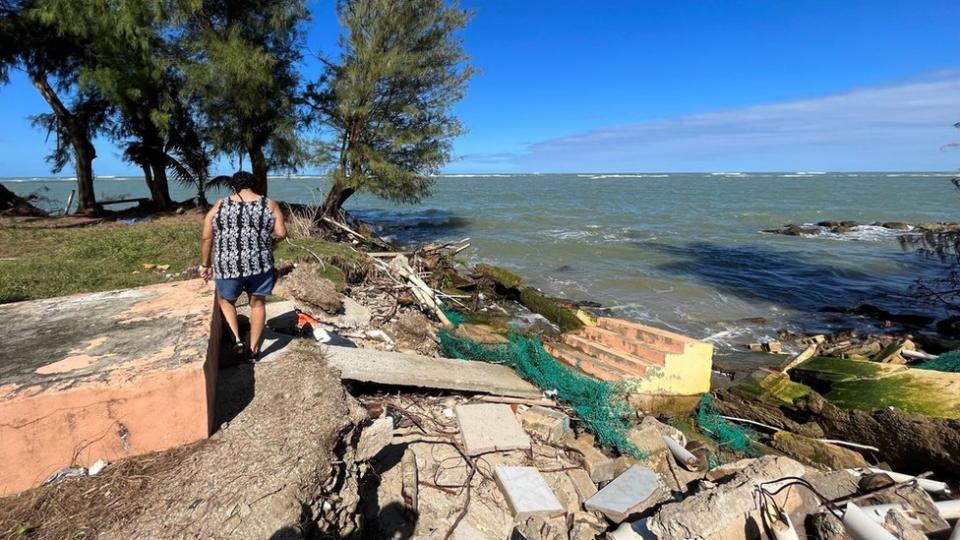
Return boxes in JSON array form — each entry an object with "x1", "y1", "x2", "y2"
[{"x1": 212, "y1": 196, "x2": 276, "y2": 279}]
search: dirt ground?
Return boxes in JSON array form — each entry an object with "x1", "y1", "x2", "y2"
[{"x1": 0, "y1": 342, "x2": 364, "y2": 539}]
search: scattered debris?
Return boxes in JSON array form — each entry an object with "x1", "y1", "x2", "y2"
[{"x1": 356, "y1": 416, "x2": 394, "y2": 461}]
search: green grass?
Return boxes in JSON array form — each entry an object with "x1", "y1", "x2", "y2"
[{"x1": 0, "y1": 221, "x2": 365, "y2": 304}]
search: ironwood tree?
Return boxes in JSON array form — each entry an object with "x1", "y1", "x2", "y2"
[
  {"x1": 0, "y1": 0, "x2": 106, "y2": 213},
  {"x1": 307, "y1": 0, "x2": 474, "y2": 222},
  {"x1": 180, "y1": 0, "x2": 309, "y2": 196}
]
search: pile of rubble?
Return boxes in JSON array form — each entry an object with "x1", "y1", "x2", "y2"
[{"x1": 267, "y1": 241, "x2": 960, "y2": 538}]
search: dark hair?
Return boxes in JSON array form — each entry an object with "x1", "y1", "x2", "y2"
[{"x1": 227, "y1": 171, "x2": 256, "y2": 193}]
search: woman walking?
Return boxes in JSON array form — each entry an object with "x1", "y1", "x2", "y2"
[{"x1": 199, "y1": 171, "x2": 286, "y2": 362}]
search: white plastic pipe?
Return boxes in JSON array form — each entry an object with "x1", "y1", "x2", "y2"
[
  {"x1": 937, "y1": 500, "x2": 960, "y2": 520},
  {"x1": 770, "y1": 512, "x2": 800, "y2": 540},
  {"x1": 865, "y1": 468, "x2": 951, "y2": 495},
  {"x1": 858, "y1": 503, "x2": 921, "y2": 526},
  {"x1": 950, "y1": 520, "x2": 960, "y2": 540},
  {"x1": 662, "y1": 435, "x2": 699, "y2": 470},
  {"x1": 843, "y1": 502, "x2": 897, "y2": 540}
]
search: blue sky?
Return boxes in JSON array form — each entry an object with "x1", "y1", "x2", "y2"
[{"x1": 1, "y1": 0, "x2": 959, "y2": 176}]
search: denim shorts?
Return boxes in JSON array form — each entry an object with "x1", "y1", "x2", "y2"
[{"x1": 216, "y1": 270, "x2": 276, "y2": 301}]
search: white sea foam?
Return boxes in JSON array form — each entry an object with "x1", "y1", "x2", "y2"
[{"x1": 799, "y1": 223, "x2": 913, "y2": 242}]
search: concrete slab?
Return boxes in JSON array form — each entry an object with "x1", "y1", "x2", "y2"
[
  {"x1": 584, "y1": 464, "x2": 660, "y2": 523},
  {"x1": 494, "y1": 466, "x2": 565, "y2": 520},
  {"x1": 0, "y1": 280, "x2": 219, "y2": 495},
  {"x1": 323, "y1": 345, "x2": 542, "y2": 399},
  {"x1": 456, "y1": 403, "x2": 531, "y2": 456}
]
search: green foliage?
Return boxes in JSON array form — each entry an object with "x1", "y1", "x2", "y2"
[
  {"x1": 439, "y1": 325, "x2": 643, "y2": 458},
  {"x1": 309, "y1": 0, "x2": 474, "y2": 210},
  {"x1": 180, "y1": 0, "x2": 309, "y2": 180}
]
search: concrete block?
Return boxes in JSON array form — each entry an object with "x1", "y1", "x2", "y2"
[
  {"x1": 570, "y1": 511, "x2": 607, "y2": 540},
  {"x1": 520, "y1": 405, "x2": 571, "y2": 444},
  {"x1": 456, "y1": 403, "x2": 531, "y2": 456},
  {"x1": 567, "y1": 468, "x2": 598, "y2": 502},
  {"x1": 564, "y1": 434, "x2": 616, "y2": 483},
  {"x1": 356, "y1": 416, "x2": 394, "y2": 461},
  {"x1": 0, "y1": 280, "x2": 219, "y2": 495},
  {"x1": 495, "y1": 466, "x2": 565, "y2": 520},
  {"x1": 584, "y1": 465, "x2": 660, "y2": 523}
]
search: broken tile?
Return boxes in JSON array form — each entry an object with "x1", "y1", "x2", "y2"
[
  {"x1": 456, "y1": 403, "x2": 531, "y2": 456},
  {"x1": 356, "y1": 416, "x2": 394, "y2": 461},
  {"x1": 585, "y1": 465, "x2": 660, "y2": 523},
  {"x1": 564, "y1": 434, "x2": 616, "y2": 483},
  {"x1": 495, "y1": 466, "x2": 565, "y2": 520},
  {"x1": 520, "y1": 406, "x2": 571, "y2": 444}
]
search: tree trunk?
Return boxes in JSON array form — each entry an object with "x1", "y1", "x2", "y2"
[
  {"x1": 0, "y1": 183, "x2": 46, "y2": 216},
  {"x1": 315, "y1": 182, "x2": 355, "y2": 224},
  {"x1": 148, "y1": 161, "x2": 172, "y2": 210},
  {"x1": 30, "y1": 74, "x2": 98, "y2": 214},
  {"x1": 249, "y1": 146, "x2": 268, "y2": 196}
]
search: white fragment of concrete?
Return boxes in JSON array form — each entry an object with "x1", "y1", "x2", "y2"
[
  {"x1": 456, "y1": 403, "x2": 531, "y2": 456},
  {"x1": 584, "y1": 464, "x2": 660, "y2": 523},
  {"x1": 494, "y1": 466, "x2": 565, "y2": 520},
  {"x1": 356, "y1": 416, "x2": 394, "y2": 461}
]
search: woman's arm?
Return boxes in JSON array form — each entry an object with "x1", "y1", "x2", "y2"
[
  {"x1": 269, "y1": 200, "x2": 287, "y2": 241},
  {"x1": 199, "y1": 200, "x2": 221, "y2": 280}
]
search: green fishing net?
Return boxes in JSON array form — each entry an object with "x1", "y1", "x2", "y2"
[
  {"x1": 438, "y1": 323, "x2": 643, "y2": 458},
  {"x1": 916, "y1": 350, "x2": 960, "y2": 373},
  {"x1": 696, "y1": 394, "x2": 759, "y2": 456}
]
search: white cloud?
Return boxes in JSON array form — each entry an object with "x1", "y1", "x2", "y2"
[{"x1": 460, "y1": 71, "x2": 960, "y2": 172}]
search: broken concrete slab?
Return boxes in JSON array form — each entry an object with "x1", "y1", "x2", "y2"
[
  {"x1": 322, "y1": 344, "x2": 542, "y2": 399},
  {"x1": 644, "y1": 456, "x2": 808, "y2": 539},
  {"x1": 356, "y1": 416, "x2": 394, "y2": 461},
  {"x1": 0, "y1": 280, "x2": 220, "y2": 495},
  {"x1": 564, "y1": 434, "x2": 617, "y2": 483},
  {"x1": 584, "y1": 465, "x2": 660, "y2": 523},
  {"x1": 792, "y1": 356, "x2": 960, "y2": 419},
  {"x1": 456, "y1": 403, "x2": 531, "y2": 456},
  {"x1": 494, "y1": 466, "x2": 565, "y2": 521},
  {"x1": 520, "y1": 405, "x2": 571, "y2": 444},
  {"x1": 0, "y1": 341, "x2": 366, "y2": 538},
  {"x1": 769, "y1": 430, "x2": 869, "y2": 470}
]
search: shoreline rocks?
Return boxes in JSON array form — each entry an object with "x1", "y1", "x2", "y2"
[{"x1": 765, "y1": 220, "x2": 960, "y2": 237}]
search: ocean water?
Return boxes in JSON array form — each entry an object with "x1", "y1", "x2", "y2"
[{"x1": 5, "y1": 172, "x2": 959, "y2": 358}]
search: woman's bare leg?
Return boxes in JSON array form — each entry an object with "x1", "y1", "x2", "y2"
[
  {"x1": 249, "y1": 295, "x2": 266, "y2": 353},
  {"x1": 219, "y1": 296, "x2": 242, "y2": 342}
]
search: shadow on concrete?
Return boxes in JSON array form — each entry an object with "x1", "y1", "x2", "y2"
[{"x1": 357, "y1": 443, "x2": 418, "y2": 539}]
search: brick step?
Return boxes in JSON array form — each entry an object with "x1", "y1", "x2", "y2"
[
  {"x1": 578, "y1": 326, "x2": 668, "y2": 366},
  {"x1": 596, "y1": 317, "x2": 690, "y2": 354},
  {"x1": 562, "y1": 334, "x2": 657, "y2": 374},
  {"x1": 544, "y1": 342, "x2": 644, "y2": 381}
]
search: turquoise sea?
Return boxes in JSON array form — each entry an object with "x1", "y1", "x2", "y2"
[{"x1": 5, "y1": 171, "x2": 958, "y2": 358}]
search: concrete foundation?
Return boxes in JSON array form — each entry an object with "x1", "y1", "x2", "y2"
[{"x1": 0, "y1": 280, "x2": 220, "y2": 495}]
